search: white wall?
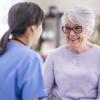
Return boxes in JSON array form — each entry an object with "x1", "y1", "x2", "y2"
[{"x1": 0, "y1": 0, "x2": 25, "y2": 37}]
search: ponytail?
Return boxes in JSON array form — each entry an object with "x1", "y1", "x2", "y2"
[{"x1": 0, "y1": 30, "x2": 11, "y2": 55}]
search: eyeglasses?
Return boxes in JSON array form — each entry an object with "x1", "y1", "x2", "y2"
[{"x1": 62, "y1": 25, "x2": 82, "y2": 34}]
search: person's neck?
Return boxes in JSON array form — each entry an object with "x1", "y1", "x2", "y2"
[
  {"x1": 12, "y1": 37, "x2": 30, "y2": 47},
  {"x1": 68, "y1": 42, "x2": 93, "y2": 54}
]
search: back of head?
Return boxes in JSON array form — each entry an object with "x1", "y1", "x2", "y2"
[
  {"x1": 61, "y1": 6, "x2": 95, "y2": 31},
  {"x1": 0, "y1": 2, "x2": 44, "y2": 54},
  {"x1": 8, "y1": 2, "x2": 44, "y2": 37}
]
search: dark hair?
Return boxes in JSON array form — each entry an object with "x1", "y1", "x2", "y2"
[{"x1": 0, "y1": 2, "x2": 44, "y2": 54}]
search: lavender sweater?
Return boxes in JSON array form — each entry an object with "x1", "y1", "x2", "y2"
[{"x1": 43, "y1": 44, "x2": 100, "y2": 100}]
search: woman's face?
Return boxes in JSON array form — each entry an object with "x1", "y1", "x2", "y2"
[
  {"x1": 34, "y1": 23, "x2": 43, "y2": 44},
  {"x1": 30, "y1": 23, "x2": 43, "y2": 46},
  {"x1": 62, "y1": 20, "x2": 89, "y2": 48}
]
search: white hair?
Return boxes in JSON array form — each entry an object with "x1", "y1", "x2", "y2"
[{"x1": 61, "y1": 6, "x2": 95, "y2": 32}]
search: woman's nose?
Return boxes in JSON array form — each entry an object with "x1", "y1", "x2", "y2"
[{"x1": 69, "y1": 30, "x2": 76, "y2": 36}]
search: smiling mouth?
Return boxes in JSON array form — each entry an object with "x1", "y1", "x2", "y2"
[{"x1": 69, "y1": 38, "x2": 78, "y2": 41}]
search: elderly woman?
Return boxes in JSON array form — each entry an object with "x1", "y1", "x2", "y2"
[{"x1": 44, "y1": 6, "x2": 100, "y2": 100}]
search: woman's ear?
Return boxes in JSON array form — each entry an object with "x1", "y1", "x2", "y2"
[
  {"x1": 30, "y1": 25, "x2": 35, "y2": 33},
  {"x1": 29, "y1": 25, "x2": 38, "y2": 33}
]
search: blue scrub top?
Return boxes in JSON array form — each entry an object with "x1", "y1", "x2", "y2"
[{"x1": 0, "y1": 40, "x2": 46, "y2": 100}]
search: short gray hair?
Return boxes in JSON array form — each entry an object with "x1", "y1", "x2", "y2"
[{"x1": 61, "y1": 6, "x2": 95, "y2": 31}]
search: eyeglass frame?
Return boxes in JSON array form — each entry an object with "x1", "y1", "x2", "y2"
[{"x1": 62, "y1": 25, "x2": 83, "y2": 34}]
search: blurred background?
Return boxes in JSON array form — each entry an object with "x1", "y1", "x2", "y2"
[{"x1": 0, "y1": 0, "x2": 100, "y2": 60}]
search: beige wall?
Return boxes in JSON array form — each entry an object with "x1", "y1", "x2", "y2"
[{"x1": 27, "y1": 0, "x2": 100, "y2": 15}]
